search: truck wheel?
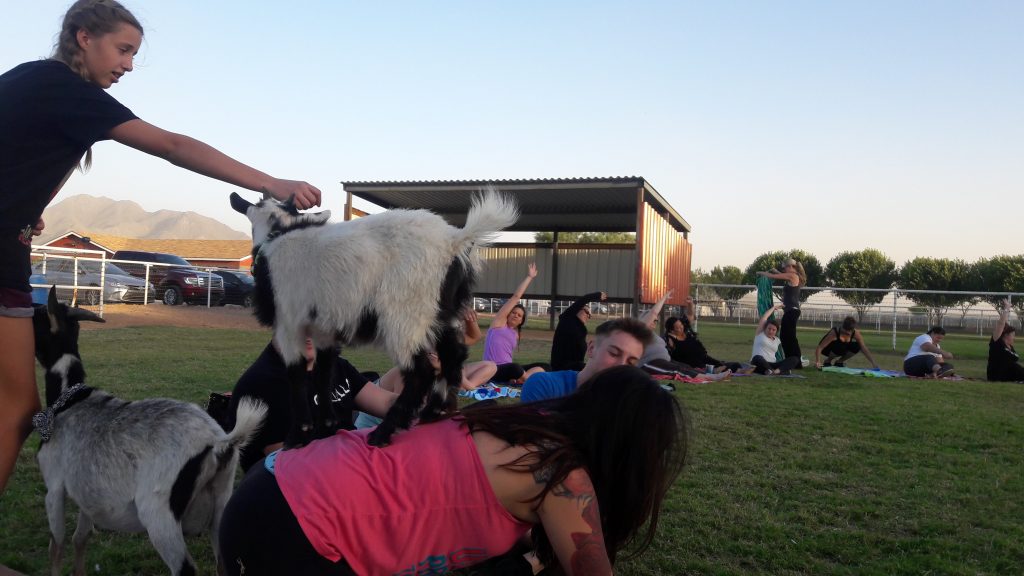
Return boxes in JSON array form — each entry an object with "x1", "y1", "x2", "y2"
[{"x1": 162, "y1": 286, "x2": 183, "y2": 306}]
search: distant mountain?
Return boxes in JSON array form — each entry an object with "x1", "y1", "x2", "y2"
[{"x1": 37, "y1": 194, "x2": 249, "y2": 243}]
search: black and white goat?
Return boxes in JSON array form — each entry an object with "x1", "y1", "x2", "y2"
[
  {"x1": 32, "y1": 287, "x2": 266, "y2": 576},
  {"x1": 230, "y1": 190, "x2": 518, "y2": 446}
]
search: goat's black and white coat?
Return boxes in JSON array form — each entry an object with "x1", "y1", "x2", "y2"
[
  {"x1": 32, "y1": 288, "x2": 266, "y2": 576},
  {"x1": 230, "y1": 190, "x2": 518, "y2": 446}
]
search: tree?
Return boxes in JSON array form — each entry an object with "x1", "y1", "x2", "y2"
[
  {"x1": 697, "y1": 265, "x2": 749, "y2": 318},
  {"x1": 533, "y1": 231, "x2": 636, "y2": 243},
  {"x1": 974, "y1": 255, "x2": 1024, "y2": 324},
  {"x1": 825, "y1": 249, "x2": 897, "y2": 321},
  {"x1": 896, "y1": 257, "x2": 972, "y2": 326},
  {"x1": 743, "y1": 250, "x2": 824, "y2": 302}
]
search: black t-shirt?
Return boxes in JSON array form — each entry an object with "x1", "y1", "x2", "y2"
[
  {"x1": 667, "y1": 334, "x2": 711, "y2": 367},
  {"x1": 227, "y1": 343, "x2": 370, "y2": 472},
  {"x1": 987, "y1": 337, "x2": 1020, "y2": 381},
  {"x1": 0, "y1": 60, "x2": 137, "y2": 291}
]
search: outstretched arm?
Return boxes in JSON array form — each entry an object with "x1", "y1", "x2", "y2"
[
  {"x1": 462, "y1": 308, "x2": 483, "y2": 346},
  {"x1": 639, "y1": 289, "x2": 673, "y2": 329},
  {"x1": 562, "y1": 291, "x2": 606, "y2": 320},
  {"x1": 538, "y1": 468, "x2": 613, "y2": 576},
  {"x1": 109, "y1": 119, "x2": 322, "y2": 209},
  {"x1": 683, "y1": 295, "x2": 696, "y2": 325},
  {"x1": 756, "y1": 304, "x2": 784, "y2": 335},
  {"x1": 854, "y1": 331, "x2": 880, "y2": 369},
  {"x1": 993, "y1": 299, "x2": 1011, "y2": 342},
  {"x1": 814, "y1": 331, "x2": 837, "y2": 368},
  {"x1": 757, "y1": 270, "x2": 797, "y2": 285},
  {"x1": 492, "y1": 263, "x2": 538, "y2": 328}
]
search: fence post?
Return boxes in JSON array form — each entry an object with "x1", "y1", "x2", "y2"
[{"x1": 891, "y1": 289, "x2": 898, "y2": 351}]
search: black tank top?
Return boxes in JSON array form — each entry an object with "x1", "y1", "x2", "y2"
[{"x1": 783, "y1": 283, "x2": 801, "y2": 309}]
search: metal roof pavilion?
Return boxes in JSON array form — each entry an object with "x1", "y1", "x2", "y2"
[{"x1": 341, "y1": 176, "x2": 691, "y2": 235}]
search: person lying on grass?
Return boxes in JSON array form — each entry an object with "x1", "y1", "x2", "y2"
[
  {"x1": 814, "y1": 316, "x2": 881, "y2": 370},
  {"x1": 218, "y1": 366, "x2": 688, "y2": 576}
]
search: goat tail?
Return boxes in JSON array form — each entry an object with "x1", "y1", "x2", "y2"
[
  {"x1": 453, "y1": 187, "x2": 520, "y2": 257},
  {"x1": 218, "y1": 398, "x2": 268, "y2": 455}
]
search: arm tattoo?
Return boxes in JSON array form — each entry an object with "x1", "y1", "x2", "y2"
[{"x1": 555, "y1": 472, "x2": 608, "y2": 574}]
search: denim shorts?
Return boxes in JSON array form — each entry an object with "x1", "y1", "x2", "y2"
[{"x1": 0, "y1": 287, "x2": 33, "y2": 318}]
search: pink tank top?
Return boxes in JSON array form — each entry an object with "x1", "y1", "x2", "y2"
[{"x1": 276, "y1": 419, "x2": 532, "y2": 575}]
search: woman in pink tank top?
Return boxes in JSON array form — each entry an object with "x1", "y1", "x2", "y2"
[{"x1": 219, "y1": 365, "x2": 687, "y2": 576}]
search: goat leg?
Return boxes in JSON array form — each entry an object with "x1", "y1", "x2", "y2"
[
  {"x1": 312, "y1": 347, "x2": 341, "y2": 440},
  {"x1": 71, "y1": 511, "x2": 95, "y2": 576},
  {"x1": 368, "y1": 352, "x2": 436, "y2": 447},
  {"x1": 284, "y1": 362, "x2": 314, "y2": 448},
  {"x1": 45, "y1": 486, "x2": 66, "y2": 576},
  {"x1": 422, "y1": 328, "x2": 468, "y2": 420}
]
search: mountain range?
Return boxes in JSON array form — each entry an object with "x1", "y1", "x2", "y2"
[{"x1": 38, "y1": 194, "x2": 248, "y2": 244}]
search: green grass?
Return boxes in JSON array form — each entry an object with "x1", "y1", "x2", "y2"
[{"x1": 1, "y1": 322, "x2": 1021, "y2": 575}]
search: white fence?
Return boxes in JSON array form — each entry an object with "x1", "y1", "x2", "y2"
[
  {"x1": 30, "y1": 247, "x2": 237, "y2": 316},
  {"x1": 692, "y1": 283, "x2": 1021, "y2": 350}
]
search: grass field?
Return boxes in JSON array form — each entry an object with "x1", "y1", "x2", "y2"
[{"x1": 0, "y1": 319, "x2": 1021, "y2": 575}]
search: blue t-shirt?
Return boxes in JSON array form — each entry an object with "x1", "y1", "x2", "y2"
[{"x1": 521, "y1": 371, "x2": 578, "y2": 402}]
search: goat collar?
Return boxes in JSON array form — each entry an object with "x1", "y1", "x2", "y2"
[{"x1": 32, "y1": 383, "x2": 93, "y2": 443}]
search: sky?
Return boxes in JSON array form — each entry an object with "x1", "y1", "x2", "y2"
[{"x1": 4, "y1": 1, "x2": 1021, "y2": 271}]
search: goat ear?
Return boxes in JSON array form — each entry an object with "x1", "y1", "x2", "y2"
[
  {"x1": 301, "y1": 210, "x2": 331, "y2": 225},
  {"x1": 230, "y1": 192, "x2": 254, "y2": 215},
  {"x1": 46, "y1": 286, "x2": 62, "y2": 334},
  {"x1": 281, "y1": 195, "x2": 300, "y2": 215},
  {"x1": 67, "y1": 307, "x2": 106, "y2": 324}
]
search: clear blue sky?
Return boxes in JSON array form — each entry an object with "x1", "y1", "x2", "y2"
[{"x1": 4, "y1": 1, "x2": 1021, "y2": 270}]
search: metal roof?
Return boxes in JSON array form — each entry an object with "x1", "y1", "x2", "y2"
[{"x1": 341, "y1": 177, "x2": 691, "y2": 234}]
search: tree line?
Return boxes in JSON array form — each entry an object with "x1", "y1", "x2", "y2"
[{"x1": 694, "y1": 250, "x2": 1024, "y2": 326}]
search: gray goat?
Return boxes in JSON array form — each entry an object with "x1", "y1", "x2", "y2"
[{"x1": 32, "y1": 287, "x2": 266, "y2": 576}]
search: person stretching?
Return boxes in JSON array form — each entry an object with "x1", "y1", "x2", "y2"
[
  {"x1": 751, "y1": 304, "x2": 801, "y2": 375},
  {"x1": 814, "y1": 316, "x2": 881, "y2": 370},
  {"x1": 903, "y1": 326, "x2": 954, "y2": 377},
  {"x1": 987, "y1": 299, "x2": 1022, "y2": 382},
  {"x1": 549, "y1": 290, "x2": 607, "y2": 371}
]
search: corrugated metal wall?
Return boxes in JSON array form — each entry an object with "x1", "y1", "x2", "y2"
[
  {"x1": 640, "y1": 203, "x2": 691, "y2": 305},
  {"x1": 476, "y1": 245, "x2": 636, "y2": 300}
]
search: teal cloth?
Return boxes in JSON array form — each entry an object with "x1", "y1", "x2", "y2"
[{"x1": 756, "y1": 276, "x2": 784, "y2": 361}]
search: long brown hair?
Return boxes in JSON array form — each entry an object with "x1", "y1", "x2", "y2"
[{"x1": 457, "y1": 366, "x2": 688, "y2": 568}]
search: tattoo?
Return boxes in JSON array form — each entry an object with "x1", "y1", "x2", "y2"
[{"x1": 555, "y1": 472, "x2": 607, "y2": 574}]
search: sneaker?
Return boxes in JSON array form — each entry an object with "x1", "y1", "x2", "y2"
[
  {"x1": 800, "y1": 356, "x2": 810, "y2": 368},
  {"x1": 937, "y1": 365, "x2": 955, "y2": 377},
  {"x1": 779, "y1": 369, "x2": 792, "y2": 375},
  {"x1": 833, "y1": 362, "x2": 845, "y2": 368}
]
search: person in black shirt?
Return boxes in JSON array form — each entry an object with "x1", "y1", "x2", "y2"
[
  {"x1": 663, "y1": 297, "x2": 743, "y2": 373},
  {"x1": 227, "y1": 339, "x2": 398, "y2": 472},
  {"x1": 757, "y1": 258, "x2": 808, "y2": 368},
  {"x1": 0, "y1": 0, "x2": 322, "y2": 498},
  {"x1": 549, "y1": 291, "x2": 606, "y2": 371},
  {"x1": 988, "y1": 299, "x2": 1023, "y2": 383}
]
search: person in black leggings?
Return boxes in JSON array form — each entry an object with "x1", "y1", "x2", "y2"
[{"x1": 758, "y1": 258, "x2": 808, "y2": 367}]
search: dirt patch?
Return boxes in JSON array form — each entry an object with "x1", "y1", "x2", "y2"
[{"x1": 83, "y1": 303, "x2": 267, "y2": 331}]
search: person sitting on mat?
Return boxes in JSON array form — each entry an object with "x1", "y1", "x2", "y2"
[{"x1": 903, "y1": 326, "x2": 955, "y2": 378}]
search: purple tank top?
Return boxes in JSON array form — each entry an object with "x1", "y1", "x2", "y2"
[{"x1": 483, "y1": 326, "x2": 518, "y2": 364}]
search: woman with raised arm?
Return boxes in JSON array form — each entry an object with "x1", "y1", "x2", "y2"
[
  {"x1": 987, "y1": 299, "x2": 1022, "y2": 382},
  {"x1": 751, "y1": 304, "x2": 801, "y2": 375},
  {"x1": 219, "y1": 366, "x2": 688, "y2": 576},
  {"x1": 0, "y1": 0, "x2": 321, "y2": 499},
  {"x1": 757, "y1": 258, "x2": 808, "y2": 367},
  {"x1": 483, "y1": 263, "x2": 548, "y2": 383}
]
